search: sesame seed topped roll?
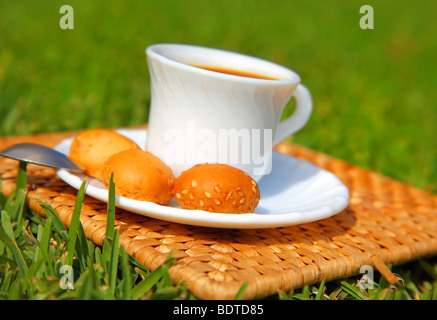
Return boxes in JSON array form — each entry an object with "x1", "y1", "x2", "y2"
[{"x1": 174, "y1": 163, "x2": 260, "y2": 214}]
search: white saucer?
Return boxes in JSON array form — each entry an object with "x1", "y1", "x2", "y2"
[{"x1": 54, "y1": 129, "x2": 349, "y2": 229}]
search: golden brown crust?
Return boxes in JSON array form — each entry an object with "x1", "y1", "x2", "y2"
[
  {"x1": 102, "y1": 149, "x2": 175, "y2": 205},
  {"x1": 69, "y1": 129, "x2": 140, "y2": 180},
  {"x1": 174, "y1": 163, "x2": 260, "y2": 213}
]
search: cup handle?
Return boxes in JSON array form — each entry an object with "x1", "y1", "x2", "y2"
[{"x1": 273, "y1": 84, "x2": 313, "y2": 146}]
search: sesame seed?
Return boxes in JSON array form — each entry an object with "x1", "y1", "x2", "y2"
[
  {"x1": 252, "y1": 186, "x2": 257, "y2": 194},
  {"x1": 189, "y1": 193, "x2": 194, "y2": 200},
  {"x1": 191, "y1": 180, "x2": 197, "y2": 188},
  {"x1": 168, "y1": 178, "x2": 175, "y2": 187},
  {"x1": 204, "y1": 192, "x2": 211, "y2": 198},
  {"x1": 176, "y1": 193, "x2": 181, "y2": 199},
  {"x1": 214, "y1": 199, "x2": 221, "y2": 205},
  {"x1": 199, "y1": 199, "x2": 204, "y2": 207},
  {"x1": 235, "y1": 187, "x2": 242, "y2": 191},
  {"x1": 240, "y1": 198, "x2": 246, "y2": 204},
  {"x1": 226, "y1": 192, "x2": 233, "y2": 201},
  {"x1": 181, "y1": 189, "x2": 188, "y2": 194},
  {"x1": 214, "y1": 186, "x2": 221, "y2": 193},
  {"x1": 251, "y1": 180, "x2": 256, "y2": 186}
]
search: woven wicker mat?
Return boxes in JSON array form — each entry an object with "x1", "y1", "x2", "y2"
[{"x1": 1, "y1": 131, "x2": 437, "y2": 300}]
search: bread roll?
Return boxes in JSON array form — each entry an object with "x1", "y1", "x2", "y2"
[
  {"x1": 102, "y1": 149, "x2": 175, "y2": 204},
  {"x1": 174, "y1": 163, "x2": 260, "y2": 213},
  {"x1": 69, "y1": 129, "x2": 140, "y2": 180}
]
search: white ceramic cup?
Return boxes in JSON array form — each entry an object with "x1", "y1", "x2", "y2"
[{"x1": 145, "y1": 43, "x2": 312, "y2": 181}]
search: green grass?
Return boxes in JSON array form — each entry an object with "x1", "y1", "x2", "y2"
[{"x1": 1, "y1": 0, "x2": 437, "y2": 300}]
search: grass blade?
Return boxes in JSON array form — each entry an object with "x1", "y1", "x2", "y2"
[
  {"x1": 432, "y1": 285, "x2": 437, "y2": 300},
  {"x1": 292, "y1": 285, "x2": 311, "y2": 300},
  {"x1": 65, "y1": 180, "x2": 87, "y2": 267},
  {"x1": 131, "y1": 263, "x2": 165, "y2": 300},
  {"x1": 74, "y1": 217, "x2": 89, "y2": 272},
  {"x1": 0, "y1": 225, "x2": 13, "y2": 251},
  {"x1": 6, "y1": 189, "x2": 27, "y2": 225},
  {"x1": 0, "y1": 179, "x2": 6, "y2": 207},
  {"x1": 315, "y1": 279, "x2": 326, "y2": 300},
  {"x1": 234, "y1": 281, "x2": 249, "y2": 300},
  {"x1": 102, "y1": 173, "x2": 116, "y2": 273},
  {"x1": 119, "y1": 246, "x2": 132, "y2": 300},
  {"x1": 39, "y1": 201, "x2": 69, "y2": 242},
  {"x1": 78, "y1": 269, "x2": 94, "y2": 300},
  {"x1": 36, "y1": 216, "x2": 54, "y2": 276},
  {"x1": 108, "y1": 228, "x2": 120, "y2": 294},
  {"x1": 11, "y1": 239, "x2": 28, "y2": 276},
  {"x1": 1, "y1": 270, "x2": 14, "y2": 292},
  {"x1": 105, "y1": 173, "x2": 116, "y2": 240},
  {"x1": 0, "y1": 255, "x2": 16, "y2": 268},
  {"x1": 340, "y1": 281, "x2": 366, "y2": 300},
  {"x1": 0, "y1": 210, "x2": 15, "y2": 242}
]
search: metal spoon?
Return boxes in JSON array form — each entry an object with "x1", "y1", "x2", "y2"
[{"x1": 0, "y1": 143, "x2": 84, "y2": 172}]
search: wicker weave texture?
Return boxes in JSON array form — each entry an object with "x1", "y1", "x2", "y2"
[{"x1": 1, "y1": 132, "x2": 437, "y2": 299}]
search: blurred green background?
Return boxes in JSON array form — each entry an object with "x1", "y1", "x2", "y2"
[{"x1": 0, "y1": 0, "x2": 436, "y2": 192}]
